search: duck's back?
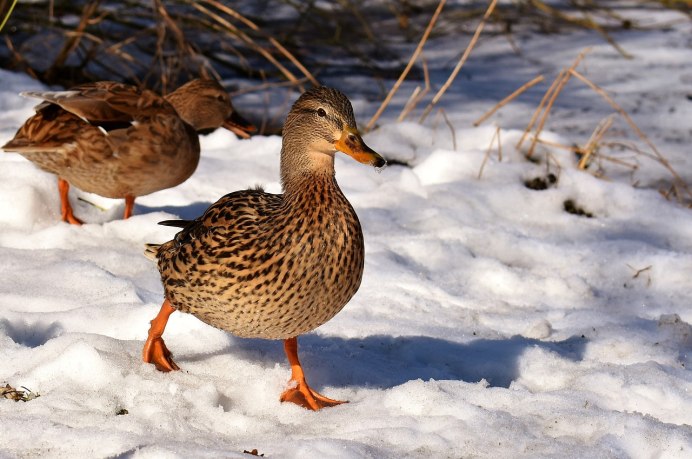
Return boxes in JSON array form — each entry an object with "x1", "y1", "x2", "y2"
[
  {"x1": 3, "y1": 82, "x2": 200, "y2": 198},
  {"x1": 156, "y1": 176, "x2": 365, "y2": 339}
]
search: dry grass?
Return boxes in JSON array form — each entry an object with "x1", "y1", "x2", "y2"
[
  {"x1": 0, "y1": 0, "x2": 18, "y2": 32},
  {"x1": 419, "y1": 0, "x2": 498, "y2": 122},
  {"x1": 1, "y1": 0, "x2": 323, "y2": 92},
  {"x1": 1, "y1": 1, "x2": 687, "y2": 203},
  {"x1": 473, "y1": 75, "x2": 544, "y2": 126},
  {"x1": 481, "y1": 47, "x2": 690, "y2": 204},
  {"x1": 478, "y1": 126, "x2": 502, "y2": 180},
  {"x1": 365, "y1": 0, "x2": 446, "y2": 131},
  {"x1": 1, "y1": 383, "x2": 39, "y2": 402},
  {"x1": 1, "y1": 1, "x2": 684, "y2": 96},
  {"x1": 397, "y1": 59, "x2": 431, "y2": 122}
]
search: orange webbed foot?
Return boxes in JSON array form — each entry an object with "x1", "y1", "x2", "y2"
[
  {"x1": 280, "y1": 380, "x2": 346, "y2": 411},
  {"x1": 280, "y1": 337, "x2": 347, "y2": 411},
  {"x1": 61, "y1": 211, "x2": 84, "y2": 225},
  {"x1": 142, "y1": 299, "x2": 179, "y2": 372},
  {"x1": 142, "y1": 336, "x2": 180, "y2": 372}
]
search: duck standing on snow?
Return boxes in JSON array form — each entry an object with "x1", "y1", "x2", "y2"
[
  {"x1": 2, "y1": 79, "x2": 255, "y2": 224},
  {"x1": 142, "y1": 86, "x2": 385, "y2": 411}
]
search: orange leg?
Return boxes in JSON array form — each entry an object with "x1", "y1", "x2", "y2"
[
  {"x1": 123, "y1": 195, "x2": 135, "y2": 219},
  {"x1": 58, "y1": 178, "x2": 83, "y2": 225},
  {"x1": 279, "y1": 337, "x2": 346, "y2": 410},
  {"x1": 142, "y1": 299, "x2": 180, "y2": 372}
]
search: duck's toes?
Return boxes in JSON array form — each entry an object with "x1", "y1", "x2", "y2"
[
  {"x1": 62, "y1": 211, "x2": 83, "y2": 226},
  {"x1": 280, "y1": 380, "x2": 347, "y2": 411},
  {"x1": 142, "y1": 337, "x2": 180, "y2": 372}
]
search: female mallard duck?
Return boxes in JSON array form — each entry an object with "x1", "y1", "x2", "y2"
[
  {"x1": 2, "y1": 79, "x2": 255, "y2": 224},
  {"x1": 142, "y1": 86, "x2": 385, "y2": 410}
]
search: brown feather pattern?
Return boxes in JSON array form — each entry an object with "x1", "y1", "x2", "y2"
[
  {"x1": 2, "y1": 79, "x2": 247, "y2": 199},
  {"x1": 150, "y1": 87, "x2": 380, "y2": 340}
]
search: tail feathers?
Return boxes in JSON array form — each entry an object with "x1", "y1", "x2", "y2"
[
  {"x1": 2, "y1": 138, "x2": 67, "y2": 154},
  {"x1": 2, "y1": 138, "x2": 31, "y2": 152},
  {"x1": 20, "y1": 90, "x2": 81, "y2": 102},
  {"x1": 158, "y1": 219, "x2": 192, "y2": 228},
  {"x1": 144, "y1": 243, "x2": 161, "y2": 261}
]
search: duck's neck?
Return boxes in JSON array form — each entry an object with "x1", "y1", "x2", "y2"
[{"x1": 280, "y1": 144, "x2": 340, "y2": 202}]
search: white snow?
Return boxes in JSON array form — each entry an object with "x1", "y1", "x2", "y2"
[{"x1": 1, "y1": 7, "x2": 692, "y2": 458}]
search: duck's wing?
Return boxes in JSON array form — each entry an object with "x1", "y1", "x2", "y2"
[
  {"x1": 153, "y1": 189, "x2": 283, "y2": 265},
  {"x1": 4, "y1": 82, "x2": 187, "y2": 169},
  {"x1": 1, "y1": 104, "x2": 119, "y2": 176},
  {"x1": 21, "y1": 81, "x2": 175, "y2": 125}
]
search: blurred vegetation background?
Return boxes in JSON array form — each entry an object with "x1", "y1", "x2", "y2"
[{"x1": 0, "y1": 0, "x2": 689, "y2": 94}]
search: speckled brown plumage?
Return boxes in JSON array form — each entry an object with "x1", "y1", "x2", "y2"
[
  {"x1": 156, "y1": 173, "x2": 364, "y2": 339},
  {"x1": 2, "y1": 79, "x2": 254, "y2": 223},
  {"x1": 142, "y1": 86, "x2": 386, "y2": 410}
]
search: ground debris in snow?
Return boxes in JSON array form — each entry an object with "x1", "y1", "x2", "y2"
[{"x1": 1, "y1": 384, "x2": 39, "y2": 402}]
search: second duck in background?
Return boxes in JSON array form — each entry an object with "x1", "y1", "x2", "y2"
[{"x1": 2, "y1": 78, "x2": 255, "y2": 224}]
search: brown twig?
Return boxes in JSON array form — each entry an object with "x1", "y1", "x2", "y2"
[
  {"x1": 201, "y1": 0, "x2": 319, "y2": 86},
  {"x1": 578, "y1": 115, "x2": 615, "y2": 169},
  {"x1": 230, "y1": 77, "x2": 310, "y2": 97},
  {"x1": 473, "y1": 74, "x2": 544, "y2": 126},
  {"x1": 420, "y1": 0, "x2": 498, "y2": 123},
  {"x1": 44, "y1": 1, "x2": 99, "y2": 82},
  {"x1": 525, "y1": 49, "x2": 590, "y2": 158},
  {"x1": 192, "y1": 2, "x2": 303, "y2": 89},
  {"x1": 4, "y1": 36, "x2": 38, "y2": 79},
  {"x1": 439, "y1": 108, "x2": 457, "y2": 150},
  {"x1": 569, "y1": 68, "x2": 691, "y2": 200},
  {"x1": 365, "y1": 0, "x2": 446, "y2": 131},
  {"x1": 516, "y1": 70, "x2": 565, "y2": 151},
  {"x1": 529, "y1": 0, "x2": 632, "y2": 58},
  {"x1": 397, "y1": 58, "x2": 431, "y2": 121},
  {"x1": 535, "y1": 138, "x2": 579, "y2": 152},
  {"x1": 478, "y1": 126, "x2": 501, "y2": 179}
]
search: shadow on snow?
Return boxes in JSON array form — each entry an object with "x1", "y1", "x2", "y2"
[
  {"x1": 0, "y1": 318, "x2": 64, "y2": 348},
  {"x1": 201, "y1": 333, "x2": 588, "y2": 389},
  {"x1": 136, "y1": 201, "x2": 214, "y2": 222}
]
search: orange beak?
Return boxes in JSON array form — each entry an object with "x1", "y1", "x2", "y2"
[
  {"x1": 334, "y1": 127, "x2": 386, "y2": 168},
  {"x1": 222, "y1": 110, "x2": 256, "y2": 139}
]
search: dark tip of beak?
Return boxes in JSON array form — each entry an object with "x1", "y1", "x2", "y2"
[
  {"x1": 223, "y1": 111, "x2": 256, "y2": 138},
  {"x1": 373, "y1": 155, "x2": 387, "y2": 169}
]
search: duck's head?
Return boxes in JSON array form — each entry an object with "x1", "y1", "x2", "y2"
[
  {"x1": 166, "y1": 79, "x2": 256, "y2": 138},
  {"x1": 281, "y1": 86, "x2": 386, "y2": 178}
]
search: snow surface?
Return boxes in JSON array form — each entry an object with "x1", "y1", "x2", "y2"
[{"x1": 1, "y1": 7, "x2": 692, "y2": 459}]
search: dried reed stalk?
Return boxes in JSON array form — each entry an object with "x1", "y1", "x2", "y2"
[
  {"x1": 535, "y1": 138, "x2": 578, "y2": 152},
  {"x1": 192, "y1": 3, "x2": 303, "y2": 89},
  {"x1": 45, "y1": 1, "x2": 99, "y2": 81},
  {"x1": 419, "y1": 0, "x2": 498, "y2": 123},
  {"x1": 0, "y1": 0, "x2": 18, "y2": 31},
  {"x1": 398, "y1": 59, "x2": 431, "y2": 121},
  {"x1": 524, "y1": 70, "x2": 570, "y2": 157},
  {"x1": 4, "y1": 36, "x2": 38, "y2": 79},
  {"x1": 529, "y1": 0, "x2": 631, "y2": 58},
  {"x1": 478, "y1": 126, "x2": 501, "y2": 179},
  {"x1": 595, "y1": 150, "x2": 638, "y2": 170},
  {"x1": 398, "y1": 86, "x2": 423, "y2": 121},
  {"x1": 515, "y1": 70, "x2": 565, "y2": 151},
  {"x1": 439, "y1": 108, "x2": 457, "y2": 150},
  {"x1": 524, "y1": 49, "x2": 590, "y2": 158},
  {"x1": 365, "y1": 0, "x2": 446, "y2": 131},
  {"x1": 230, "y1": 77, "x2": 310, "y2": 97},
  {"x1": 578, "y1": 115, "x2": 615, "y2": 169},
  {"x1": 473, "y1": 74, "x2": 544, "y2": 126},
  {"x1": 569, "y1": 68, "x2": 690, "y2": 200},
  {"x1": 202, "y1": 0, "x2": 319, "y2": 86}
]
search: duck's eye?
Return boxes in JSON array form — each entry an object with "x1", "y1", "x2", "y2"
[
  {"x1": 317, "y1": 108, "x2": 327, "y2": 117},
  {"x1": 216, "y1": 95, "x2": 226, "y2": 102}
]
